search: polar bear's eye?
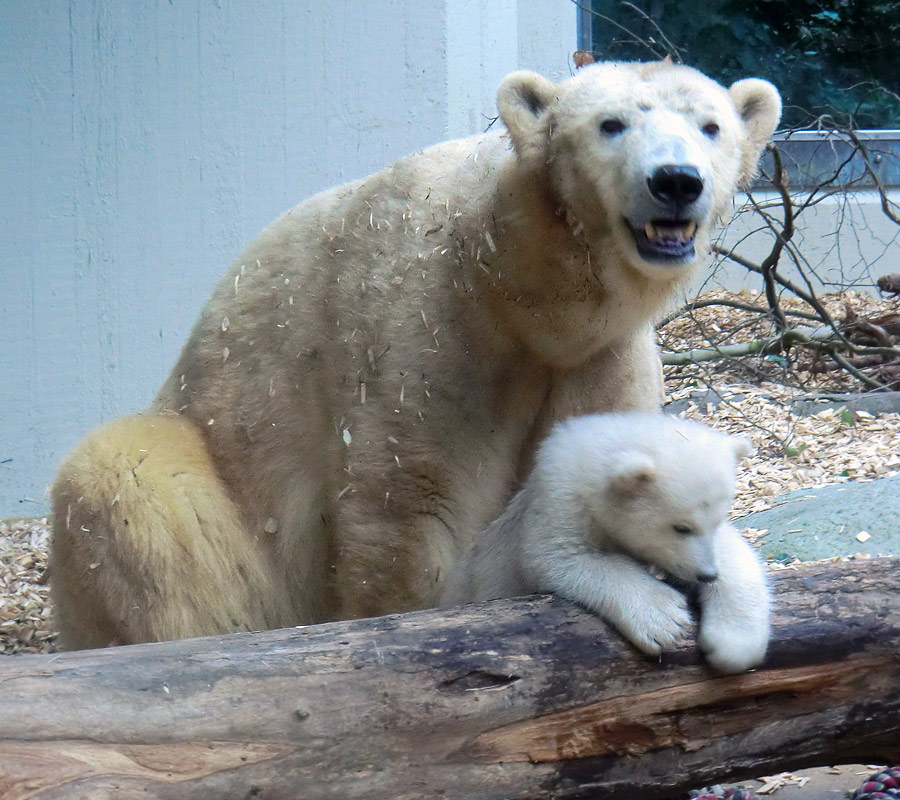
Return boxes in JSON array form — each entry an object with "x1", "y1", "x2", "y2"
[
  {"x1": 600, "y1": 118, "x2": 626, "y2": 136},
  {"x1": 702, "y1": 122, "x2": 720, "y2": 137},
  {"x1": 673, "y1": 523, "x2": 695, "y2": 535}
]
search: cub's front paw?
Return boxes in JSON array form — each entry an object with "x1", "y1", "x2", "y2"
[
  {"x1": 699, "y1": 614, "x2": 769, "y2": 674},
  {"x1": 610, "y1": 580, "x2": 692, "y2": 656}
]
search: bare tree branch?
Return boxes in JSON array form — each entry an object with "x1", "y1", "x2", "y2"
[{"x1": 657, "y1": 299, "x2": 819, "y2": 329}]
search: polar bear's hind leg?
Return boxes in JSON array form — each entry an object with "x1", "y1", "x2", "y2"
[{"x1": 50, "y1": 414, "x2": 290, "y2": 648}]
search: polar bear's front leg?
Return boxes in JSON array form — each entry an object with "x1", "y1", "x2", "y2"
[
  {"x1": 697, "y1": 523, "x2": 771, "y2": 673},
  {"x1": 334, "y1": 509, "x2": 457, "y2": 618},
  {"x1": 536, "y1": 551, "x2": 693, "y2": 656}
]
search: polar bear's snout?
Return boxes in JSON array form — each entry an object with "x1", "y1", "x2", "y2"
[
  {"x1": 647, "y1": 164, "x2": 704, "y2": 209},
  {"x1": 696, "y1": 567, "x2": 719, "y2": 584},
  {"x1": 627, "y1": 164, "x2": 707, "y2": 262},
  {"x1": 623, "y1": 133, "x2": 715, "y2": 265}
]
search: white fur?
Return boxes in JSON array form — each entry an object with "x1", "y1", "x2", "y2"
[{"x1": 440, "y1": 412, "x2": 770, "y2": 673}]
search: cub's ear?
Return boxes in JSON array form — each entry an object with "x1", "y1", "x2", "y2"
[
  {"x1": 728, "y1": 78, "x2": 782, "y2": 185},
  {"x1": 497, "y1": 71, "x2": 557, "y2": 162},
  {"x1": 609, "y1": 452, "x2": 657, "y2": 496},
  {"x1": 730, "y1": 435, "x2": 754, "y2": 460}
]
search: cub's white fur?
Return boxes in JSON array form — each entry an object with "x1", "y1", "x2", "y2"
[{"x1": 441, "y1": 413, "x2": 770, "y2": 673}]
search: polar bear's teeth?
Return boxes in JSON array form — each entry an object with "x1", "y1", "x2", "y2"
[{"x1": 644, "y1": 221, "x2": 697, "y2": 243}]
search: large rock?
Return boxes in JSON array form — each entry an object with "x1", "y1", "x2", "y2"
[{"x1": 739, "y1": 474, "x2": 900, "y2": 562}]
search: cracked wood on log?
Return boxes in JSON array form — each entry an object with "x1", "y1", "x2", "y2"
[{"x1": 1, "y1": 558, "x2": 899, "y2": 799}]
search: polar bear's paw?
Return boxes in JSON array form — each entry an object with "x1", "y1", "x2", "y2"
[
  {"x1": 610, "y1": 580, "x2": 692, "y2": 656},
  {"x1": 698, "y1": 613, "x2": 769, "y2": 674}
]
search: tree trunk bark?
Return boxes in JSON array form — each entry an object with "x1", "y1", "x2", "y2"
[{"x1": 1, "y1": 558, "x2": 898, "y2": 800}]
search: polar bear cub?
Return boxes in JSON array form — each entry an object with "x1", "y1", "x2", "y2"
[{"x1": 440, "y1": 412, "x2": 770, "y2": 673}]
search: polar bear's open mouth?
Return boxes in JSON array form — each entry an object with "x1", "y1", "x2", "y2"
[{"x1": 628, "y1": 219, "x2": 698, "y2": 262}]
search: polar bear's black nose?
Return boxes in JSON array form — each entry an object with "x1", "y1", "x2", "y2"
[
  {"x1": 696, "y1": 570, "x2": 719, "y2": 584},
  {"x1": 648, "y1": 165, "x2": 704, "y2": 207}
]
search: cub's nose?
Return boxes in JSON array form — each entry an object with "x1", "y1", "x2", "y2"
[
  {"x1": 648, "y1": 165, "x2": 704, "y2": 206},
  {"x1": 696, "y1": 569, "x2": 719, "y2": 584}
]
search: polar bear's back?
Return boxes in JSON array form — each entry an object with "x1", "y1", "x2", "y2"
[{"x1": 152, "y1": 130, "x2": 510, "y2": 412}]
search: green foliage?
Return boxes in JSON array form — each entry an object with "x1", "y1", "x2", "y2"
[
  {"x1": 839, "y1": 407, "x2": 857, "y2": 426},
  {"x1": 784, "y1": 442, "x2": 809, "y2": 458},
  {"x1": 587, "y1": 0, "x2": 900, "y2": 129}
]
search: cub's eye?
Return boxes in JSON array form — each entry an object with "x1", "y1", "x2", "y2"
[
  {"x1": 600, "y1": 118, "x2": 626, "y2": 136},
  {"x1": 673, "y1": 523, "x2": 695, "y2": 535},
  {"x1": 702, "y1": 122, "x2": 720, "y2": 138}
]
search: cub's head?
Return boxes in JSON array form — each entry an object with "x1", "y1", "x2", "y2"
[
  {"x1": 497, "y1": 61, "x2": 781, "y2": 279},
  {"x1": 581, "y1": 420, "x2": 752, "y2": 585}
]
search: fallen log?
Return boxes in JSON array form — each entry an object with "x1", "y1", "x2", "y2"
[{"x1": 1, "y1": 558, "x2": 899, "y2": 800}]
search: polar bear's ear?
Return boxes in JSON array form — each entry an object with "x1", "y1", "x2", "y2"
[
  {"x1": 730, "y1": 435, "x2": 754, "y2": 460},
  {"x1": 497, "y1": 71, "x2": 557, "y2": 161},
  {"x1": 609, "y1": 452, "x2": 657, "y2": 496},
  {"x1": 728, "y1": 78, "x2": 782, "y2": 185}
]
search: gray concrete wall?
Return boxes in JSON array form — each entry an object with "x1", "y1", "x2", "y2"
[{"x1": 0, "y1": 0, "x2": 576, "y2": 516}]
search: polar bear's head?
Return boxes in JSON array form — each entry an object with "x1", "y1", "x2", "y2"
[
  {"x1": 497, "y1": 61, "x2": 781, "y2": 278},
  {"x1": 556, "y1": 414, "x2": 753, "y2": 585}
]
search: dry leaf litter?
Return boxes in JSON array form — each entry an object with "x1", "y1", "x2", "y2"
[{"x1": 2, "y1": 290, "x2": 899, "y2": 656}]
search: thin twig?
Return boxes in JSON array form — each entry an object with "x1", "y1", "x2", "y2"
[
  {"x1": 845, "y1": 128, "x2": 900, "y2": 226},
  {"x1": 619, "y1": 2, "x2": 683, "y2": 61},
  {"x1": 711, "y1": 243, "x2": 847, "y2": 339},
  {"x1": 657, "y1": 299, "x2": 819, "y2": 329},
  {"x1": 568, "y1": 0, "x2": 669, "y2": 60},
  {"x1": 752, "y1": 145, "x2": 792, "y2": 331}
]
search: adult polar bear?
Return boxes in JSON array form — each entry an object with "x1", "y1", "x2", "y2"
[{"x1": 51, "y1": 61, "x2": 781, "y2": 649}]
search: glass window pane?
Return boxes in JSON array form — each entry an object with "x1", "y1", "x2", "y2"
[{"x1": 584, "y1": 1, "x2": 900, "y2": 130}]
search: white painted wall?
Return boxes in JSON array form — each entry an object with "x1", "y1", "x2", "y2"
[{"x1": 0, "y1": 0, "x2": 577, "y2": 516}]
